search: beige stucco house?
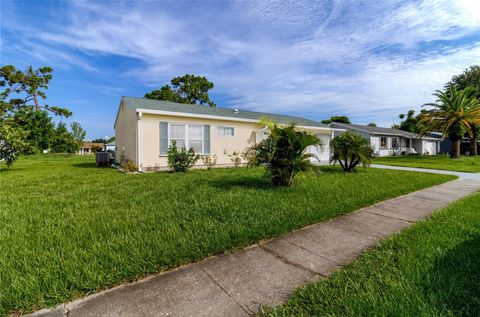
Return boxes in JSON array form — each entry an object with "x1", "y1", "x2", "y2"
[{"x1": 114, "y1": 97, "x2": 335, "y2": 171}]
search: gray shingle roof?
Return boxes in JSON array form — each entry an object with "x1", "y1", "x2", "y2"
[
  {"x1": 331, "y1": 123, "x2": 418, "y2": 138},
  {"x1": 122, "y1": 96, "x2": 329, "y2": 128}
]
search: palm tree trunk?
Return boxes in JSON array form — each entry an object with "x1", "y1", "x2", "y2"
[
  {"x1": 451, "y1": 139, "x2": 461, "y2": 158},
  {"x1": 470, "y1": 136, "x2": 478, "y2": 156}
]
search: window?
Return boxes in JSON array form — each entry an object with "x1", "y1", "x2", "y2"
[
  {"x1": 188, "y1": 125, "x2": 203, "y2": 153},
  {"x1": 168, "y1": 124, "x2": 203, "y2": 153},
  {"x1": 391, "y1": 137, "x2": 399, "y2": 149},
  {"x1": 380, "y1": 137, "x2": 388, "y2": 149},
  {"x1": 406, "y1": 139, "x2": 410, "y2": 147},
  {"x1": 169, "y1": 124, "x2": 186, "y2": 149},
  {"x1": 218, "y1": 126, "x2": 235, "y2": 136}
]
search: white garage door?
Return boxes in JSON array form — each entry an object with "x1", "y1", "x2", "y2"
[
  {"x1": 307, "y1": 134, "x2": 330, "y2": 164},
  {"x1": 424, "y1": 141, "x2": 437, "y2": 155}
]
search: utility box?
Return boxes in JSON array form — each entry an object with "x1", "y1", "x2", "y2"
[{"x1": 96, "y1": 151, "x2": 115, "y2": 167}]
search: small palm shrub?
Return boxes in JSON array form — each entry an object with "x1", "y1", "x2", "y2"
[
  {"x1": 167, "y1": 141, "x2": 200, "y2": 172},
  {"x1": 330, "y1": 132, "x2": 373, "y2": 172},
  {"x1": 245, "y1": 123, "x2": 323, "y2": 186},
  {"x1": 201, "y1": 154, "x2": 217, "y2": 170}
]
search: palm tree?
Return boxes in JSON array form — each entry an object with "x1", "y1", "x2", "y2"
[
  {"x1": 330, "y1": 132, "x2": 373, "y2": 172},
  {"x1": 245, "y1": 123, "x2": 323, "y2": 186},
  {"x1": 419, "y1": 86, "x2": 480, "y2": 158}
]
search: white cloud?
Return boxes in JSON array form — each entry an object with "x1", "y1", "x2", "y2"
[{"x1": 3, "y1": 0, "x2": 480, "y2": 126}]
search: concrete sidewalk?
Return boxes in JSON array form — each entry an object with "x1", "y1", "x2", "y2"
[
  {"x1": 31, "y1": 179, "x2": 480, "y2": 317},
  {"x1": 371, "y1": 164, "x2": 480, "y2": 180}
]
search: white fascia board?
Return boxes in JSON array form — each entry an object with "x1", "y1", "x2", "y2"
[
  {"x1": 372, "y1": 132, "x2": 440, "y2": 140},
  {"x1": 136, "y1": 108, "x2": 332, "y2": 132}
]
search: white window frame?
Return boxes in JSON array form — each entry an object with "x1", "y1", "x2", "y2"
[
  {"x1": 217, "y1": 126, "x2": 235, "y2": 137},
  {"x1": 167, "y1": 123, "x2": 204, "y2": 154},
  {"x1": 391, "y1": 137, "x2": 399, "y2": 149}
]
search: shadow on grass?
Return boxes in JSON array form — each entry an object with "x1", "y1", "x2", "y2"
[
  {"x1": 207, "y1": 175, "x2": 275, "y2": 190},
  {"x1": 423, "y1": 235, "x2": 480, "y2": 315}
]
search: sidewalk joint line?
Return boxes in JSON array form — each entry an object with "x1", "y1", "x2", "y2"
[
  {"x1": 365, "y1": 210, "x2": 415, "y2": 223},
  {"x1": 200, "y1": 267, "x2": 252, "y2": 316},
  {"x1": 258, "y1": 244, "x2": 324, "y2": 277},
  {"x1": 363, "y1": 210, "x2": 413, "y2": 223},
  {"x1": 284, "y1": 240, "x2": 343, "y2": 267}
]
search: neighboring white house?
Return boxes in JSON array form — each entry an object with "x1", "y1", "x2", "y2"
[
  {"x1": 330, "y1": 123, "x2": 441, "y2": 156},
  {"x1": 77, "y1": 142, "x2": 104, "y2": 155},
  {"x1": 114, "y1": 97, "x2": 339, "y2": 171},
  {"x1": 104, "y1": 142, "x2": 115, "y2": 152}
]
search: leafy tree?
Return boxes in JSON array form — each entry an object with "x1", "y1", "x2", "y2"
[
  {"x1": 0, "y1": 65, "x2": 72, "y2": 166},
  {"x1": 445, "y1": 65, "x2": 480, "y2": 156},
  {"x1": 90, "y1": 144, "x2": 103, "y2": 153},
  {"x1": 0, "y1": 123, "x2": 29, "y2": 167},
  {"x1": 51, "y1": 122, "x2": 79, "y2": 154},
  {"x1": 0, "y1": 65, "x2": 71, "y2": 117},
  {"x1": 245, "y1": 123, "x2": 323, "y2": 186},
  {"x1": 92, "y1": 138, "x2": 107, "y2": 143},
  {"x1": 330, "y1": 132, "x2": 373, "y2": 172},
  {"x1": 10, "y1": 107, "x2": 55, "y2": 153},
  {"x1": 419, "y1": 87, "x2": 480, "y2": 158},
  {"x1": 70, "y1": 122, "x2": 86, "y2": 145},
  {"x1": 167, "y1": 140, "x2": 200, "y2": 172},
  {"x1": 393, "y1": 109, "x2": 425, "y2": 133},
  {"x1": 367, "y1": 123, "x2": 377, "y2": 127},
  {"x1": 145, "y1": 74, "x2": 216, "y2": 107},
  {"x1": 321, "y1": 116, "x2": 351, "y2": 124}
]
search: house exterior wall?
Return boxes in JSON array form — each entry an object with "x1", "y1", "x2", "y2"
[
  {"x1": 413, "y1": 139, "x2": 440, "y2": 155},
  {"x1": 135, "y1": 113, "x2": 332, "y2": 171},
  {"x1": 114, "y1": 102, "x2": 137, "y2": 164},
  {"x1": 371, "y1": 136, "x2": 390, "y2": 156},
  {"x1": 372, "y1": 136, "x2": 420, "y2": 156}
]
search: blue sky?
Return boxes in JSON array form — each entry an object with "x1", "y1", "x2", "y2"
[{"x1": 1, "y1": 0, "x2": 479, "y2": 139}]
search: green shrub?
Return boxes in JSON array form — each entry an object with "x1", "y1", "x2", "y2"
[
  {"x1": 120, "y1": 159, "x2": 138, "y2": 172},
  {"x1": 330, "y1": 131, "x2": 373, "y2": 172},
  {"x1": 167, "y1": 141, "x2": 200, "y2": 172},
  {"x1": 245, "y1": 123, "x2": 323, "y2": 186}
]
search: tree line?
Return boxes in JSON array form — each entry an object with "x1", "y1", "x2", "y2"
[{"x1": 1, "y1": 65, "x2": 85, "y2": 166}]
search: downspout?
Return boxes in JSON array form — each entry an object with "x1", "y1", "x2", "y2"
[
  {"x1": 330, "y1": 128, "x2": 335, "y2": 164},
  {"x1": 136, "y1": 111, "x2": 142, "y2": 172}
]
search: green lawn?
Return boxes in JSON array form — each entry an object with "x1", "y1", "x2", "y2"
[
  {"x1": 263, "y1": 192, "x2": 480, "y2": 317},
  {"x1": 373, "y1": 155, "x2": 480, "y2": 173},
  {"x1": 0, "y1": 155, "x2": 455, "y2": 315}
]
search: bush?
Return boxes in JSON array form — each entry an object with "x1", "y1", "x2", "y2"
[
  {"x1": 224, "y1": 150, "x2": 243, "y2": 167},
  {"x1": 245, "y1": 123, "x2": 323, "y2": 186},
  {"x1": 167, "y1": 141, "x2": 200, "y2": 172},
  {"x1": 201, "y1": 154, "x2": 217, "y2": 169},
  {"x1": 120, "y1": 159, "x2": 138, "y2": 172},
  {"x1": 0, "y1": 123, "x2": 29, "y2": 167},
  {"x1": 91, "y1": 145, "x2": 103, "y2": 153},
  {"x1": 330, "y1": 132, "x2": 373, "y2": 172}
]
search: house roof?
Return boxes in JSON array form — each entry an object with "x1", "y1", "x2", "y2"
[
  {"x1": 330, "y1": 123, "x2": 438, "y2": 140},
  {"x1": 121, "y1": 96, "x2": 329, "y2": 128}
]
